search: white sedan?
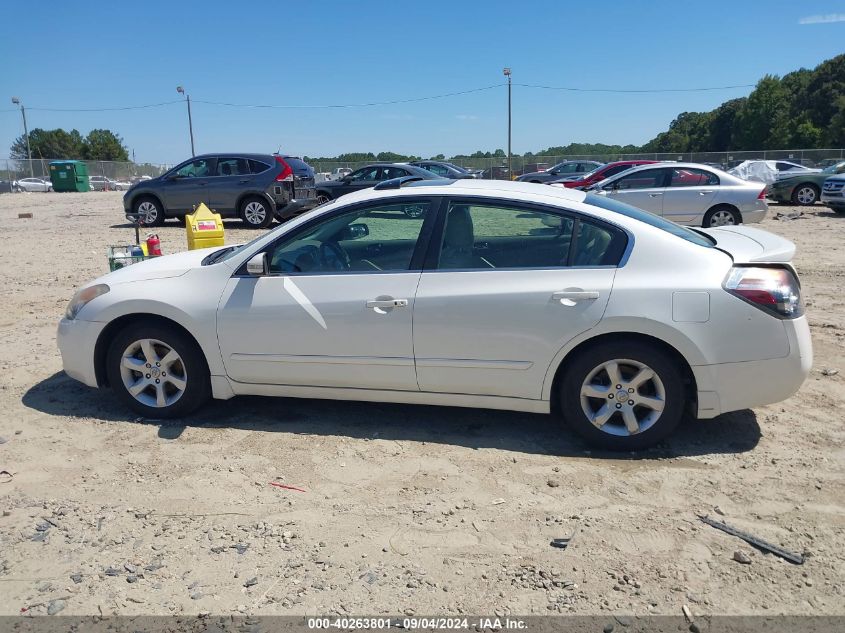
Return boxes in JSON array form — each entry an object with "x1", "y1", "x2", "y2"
[
  {"x1": 564, "y1": 162, "x2": 768, "y2": 228},
  {"x1": 57, "y1": 179, "x2": 811, "y2": 450},
  {"x1": 14, "y1": 177, "x2": 52, "y2": 192}
]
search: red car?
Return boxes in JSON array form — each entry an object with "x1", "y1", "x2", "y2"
[{"x1": 550, "y1": 160, "x2": 658, "y2": 189}]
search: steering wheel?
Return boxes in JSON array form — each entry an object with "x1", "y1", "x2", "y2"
[{"x1": 319, "y1": 241, "x2": 350, "y2": 271}]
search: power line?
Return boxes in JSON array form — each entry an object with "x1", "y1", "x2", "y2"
[
  {"x1": 192, "y1": 84, "x2": 506, "y2": 109},
  {"x1": 515, "y1": 82, "x2": 755, "y2": 93},
  {"x1": 27, "y1": 99, "x2": 184, "y2": 112}
]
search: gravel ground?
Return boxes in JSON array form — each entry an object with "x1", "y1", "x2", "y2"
[{"x1": 0, "y1": 191, "x2": 843, "y2": 617}]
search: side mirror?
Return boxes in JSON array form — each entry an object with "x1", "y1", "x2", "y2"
[
  {"x1": 337, "y1": 223, "x2": 369, "y2": 240},
  {"x1": 246, "y1": 252, "x2": 268, "y2": 276}
]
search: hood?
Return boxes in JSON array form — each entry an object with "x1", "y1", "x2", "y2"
[
  {"x1": 99, "y1": 246, "x2": 223, "y2": 284},
  {"x1": 701, "y1": 226, "x2": 795, "y2": 263}
]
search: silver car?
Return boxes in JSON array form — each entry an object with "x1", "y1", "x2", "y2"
[
  {"x1": 14, "y1": 177, "x2": 52, "y2": 192},
  {"x1": 588, "y1": 163, "x2": 768, "y2": 227}
]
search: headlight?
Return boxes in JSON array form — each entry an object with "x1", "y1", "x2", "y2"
[{"x1": 65, "y1": 284, "x2": 109, "y2": 320}]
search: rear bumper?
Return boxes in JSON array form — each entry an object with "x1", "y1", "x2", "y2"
[
  {"x1": 276, "y1": 197, "x2": 319, "y2": 220},
  {"x1": 57, "y1": 318, "x2": 105, "y2": 388},
  {"x1": 740, "y1": 200, "x2": 768, "y2": 224},
  {"x1": 693, "y1": 316, "x2": 812, "y2": 418}
]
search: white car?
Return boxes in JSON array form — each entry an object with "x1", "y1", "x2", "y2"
[
  {"x1": 14, "y1": 177, "x2": 52, "y2": 192},
  {"x1": 728, "y1": 160, "x2": 821, "y2": 184},
  {"x1": 578, "y1": 162, "x2": 768, "y2": 227},
  {"x1": 57, "y1": 179, "x2": 811, "y2": 450}
]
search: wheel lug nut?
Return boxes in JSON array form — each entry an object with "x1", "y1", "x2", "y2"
[
  {"x1": 628, "y1": 400, "x2": 635, "y2": 405},
  {"x1": 628, "y1": 388, "x2": 634, "y2": 393},
  {"x1": 161, "y1": 372, "x2": 166, "y2": 376},
  {"x1": 615, "y1": 384, "x2": 622, "y2": 389},
  {"x1": 145, "y1": 374, "x2": 150, "y2": 379},
  {"x1": 615, "y1": 403, "x2": 622, "y2": 409},
  {"x1": 145, "y1": 364, "x2": 151, "y2": 368},
  {"x1": 608, "y1": 394, "x2": 614, "y2": 399},
  {"x1": 155, "y1": 362, "x2": 160, "y2": 367},
  {"x1": 155, "y1": 379, "x2": 160, "y2": 384}
]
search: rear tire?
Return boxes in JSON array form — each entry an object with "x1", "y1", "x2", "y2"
[
  {"x1": 703, "y1": 205, "x2": 740, "y2": 227},
  {"x1": 133, "y1": 196, "x2": 165, "y2": 226},
  {"x1": 791, "y1": 184, "x2": 819, "y2": 206},
  {"x1": 240, "y1": 196, "x2": 273, "y2": 229},
  {"x1": 316, "y1": 192, "x2": 332, "y2": 205},
  {"x1": 106, "y1": 324, "x2": 210, "y2": 419},
  {"x1": 559, "y1": 341, "x2": 685, "y2": 451}
]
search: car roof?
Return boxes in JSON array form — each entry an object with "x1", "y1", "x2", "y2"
[{"x1": 191, "y1": 153, "x2": 276, "y2": 161}]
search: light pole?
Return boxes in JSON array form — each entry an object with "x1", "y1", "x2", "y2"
[
  {"x1": 503, "y1": 68, "x2": 512, "y2": 180},
  {"x1": 11, "y1": 97, "x2": 33, "y2": 177},
  {"x1": 176, "y1": 86, "x2": 195, "y2": 156}
]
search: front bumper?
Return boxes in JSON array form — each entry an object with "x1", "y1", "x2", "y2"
[
  {"x1": 692, "y1": 315, "x2": 812, "y2": 418},
  {"x1": 57, "y1": 318, "x2": 106, "y2": 388},
  {"x1": 821, "y1": 193, "x2": 845, "y2": 209}
]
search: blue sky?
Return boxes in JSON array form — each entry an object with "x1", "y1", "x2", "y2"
[{"x1": 1, "y1": 1, "x2": 843, "y2": 164}]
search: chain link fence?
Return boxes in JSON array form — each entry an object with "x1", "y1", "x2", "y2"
[
  {"x1": 0, "y1": 159, "x2": 172, "y2": 183},
  {"x1": 310, "y1": 148, "x2": 845, "y2": 180}
]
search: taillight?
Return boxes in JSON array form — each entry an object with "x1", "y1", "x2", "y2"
[
  {"x1": 724, "y1": 266, "x2": 803, "y2": 318},
  {"x1": 274, "y1": 156, "x2": 293, "y2": 182},
  {"x1": 757, "y1": 188, "x2": 766, "y2": 200}
]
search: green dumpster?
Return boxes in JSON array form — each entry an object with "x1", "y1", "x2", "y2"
[{"x1": 49, "y1": 160, "x2": 90, "y2": 192}]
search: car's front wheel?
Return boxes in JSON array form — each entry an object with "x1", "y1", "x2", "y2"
[
  {"x1": 106, "y1": 324, "x2": 210, "y2": 418},
  {"x1": 133, "y1": 196, "x2": 165, "y2": 226},
  {"x1": 240, "y1": 196, "x2": 273, "y2": 229},
  {"x1": 559, "y1": 341, "x2": 685, "y2": 450},
  {"x1": 791, "y1": 184, "x2": 819, "y2": 206}
]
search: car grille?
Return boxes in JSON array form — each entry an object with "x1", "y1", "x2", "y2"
[{"x1": 823, "y1": 180, "x2": 844, "y2": 193}]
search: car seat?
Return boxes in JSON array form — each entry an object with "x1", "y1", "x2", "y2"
[{"x1": 439, "y1": 207, "x2": 494, "y2": 269}]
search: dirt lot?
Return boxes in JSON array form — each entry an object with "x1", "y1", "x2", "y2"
[{"x1": 0, "y1": 191, "x2": 843, "y2": 618}]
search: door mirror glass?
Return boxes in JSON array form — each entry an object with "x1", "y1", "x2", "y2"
[
  {"x1": 246, "y1": 252, "x2": 268, "y2": 276},
  {"x1": 337, "y1": 223, "x2": 369, "y2": 241}
]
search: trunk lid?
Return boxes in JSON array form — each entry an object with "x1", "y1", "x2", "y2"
[{"x1": 700, "y1": 225, "x2": 795, "y2": 263}]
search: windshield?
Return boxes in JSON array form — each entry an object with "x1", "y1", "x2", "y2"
[{"x1": 585, "y1": 193, "x2": 715, "y2": 248}]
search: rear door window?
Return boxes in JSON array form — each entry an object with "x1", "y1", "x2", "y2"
[
  {"x1": 669, "y1": 168, "x2": 719, "y2": 187},
  {"x1": 216, "y1": 157, "x2": 250, "y2": 176}
]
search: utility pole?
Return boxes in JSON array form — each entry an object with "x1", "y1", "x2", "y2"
[
  {"x1": 176, "y1": 86, "x2": 195, "y2": 156},
  {"x1": 11, "y1": 97, "x2": 33, "y2": 177},
  {"x1": 503, "y1": 68, "x2": 512, "y2": 180}
]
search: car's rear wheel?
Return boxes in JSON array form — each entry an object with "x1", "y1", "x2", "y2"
[
  {"x1": 703, "y1": 205, "x2": 740, "y2": 227},
  {"x1": 240, "y1": 196, "x2": 273, "y2": 229},
  {"x1": 559, "y1": 341, "x2": 685, "y2": 451},
  {"x1": 106, "y1": 324, "x2": 210, "y2": 418},
  {"x1": 133, "y1": 196, "x2": 165, "y2": 226},
  {"x1": 316, "y1": 193, "x2": 332, "y2": 205},
  {"x1": 791, "y1": 184, "x2": 819, "y2": 206}
]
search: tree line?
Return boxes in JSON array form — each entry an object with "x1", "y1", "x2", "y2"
[{"x1": 10, "y1": 128, "x2": 129, "y2": 162}]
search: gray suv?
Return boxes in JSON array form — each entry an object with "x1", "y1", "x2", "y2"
[{"x1": 123, "y1": 153, "x2": 317, "y2": 228}]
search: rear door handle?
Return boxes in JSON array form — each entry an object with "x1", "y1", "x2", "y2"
[
  {"x1": 553, "y1": 290, "x2": 600, "y2": 306},
  {"x1": 699, "y1": 190, "x2": 714, "y2": 195},
  {"x1": 648, "y1": 193, "x2": 663, "y2": 197},
  {"x1": 366, "y1": 298, "x2": 408, "y2": 313}
]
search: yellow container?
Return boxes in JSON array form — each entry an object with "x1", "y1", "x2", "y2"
[{"x1": 185, "y1": 203, "x2": 225, "y2": 250}]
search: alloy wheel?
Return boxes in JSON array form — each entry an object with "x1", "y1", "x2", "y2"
[
  {"x1": 709, "y1": 209, "x2": 736, "y2": 226},
  {"x1": 244, "y1": 201, "x2": 267, "y2": 225},
  {"x1": 579, "y1": 358, "x2": 666, "y2": 436},
  {"x1": 137, "y1": 201, "x2": 159, "y2": 224},
  {"x1": 119, "y1": 338, "x2": 187, "y2": 408},
  {"x1": 796, "y1": 187, "x2": 816, "y2": 205}
]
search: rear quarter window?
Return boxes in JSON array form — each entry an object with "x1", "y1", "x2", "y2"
[{"x1": 249, "y1": 160, "x2": 271, "y2": 174}]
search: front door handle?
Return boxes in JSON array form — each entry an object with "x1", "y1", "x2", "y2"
[
  {"x1": 648, "y1": 192, "x2": 663, "y2": 197},
  {"x1": 366, "y1": 298, "x2": 408, "y2": 314},
  {"x1": 699, "y1": 190, "x2": 714, "y2": 195},
  {"x1": 553, "y1": 290, "x2": 600, "y2": 306}
]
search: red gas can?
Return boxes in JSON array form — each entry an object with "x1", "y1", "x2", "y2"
[{"x1": 145, "y1": 234, "x2": 162, "y2": 257}]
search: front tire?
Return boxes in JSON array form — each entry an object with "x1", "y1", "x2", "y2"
[
  {"x1": 791, "y1": 184, "x2": 819, "y2": 206},
  {"x1": 133, "y1": 196, "x2": 165, "y2": 226},
  {"x1": 559, "y1": 341, "x2": 685, "y2": 451},
  {"x1": 106, "y1": 324, "x2": 210, "y2": 418},
  {"x1": 703, "y1": 205, "x2": 740, "y2": 227},
  {"x1": 240, "y1": 196, "x2": 273, "y2": 229}
]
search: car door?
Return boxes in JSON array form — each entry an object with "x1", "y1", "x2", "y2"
[
  {"x1": 661, "y1": 167, "x2": 719, "y2": 224},
  {"x1": 412, "y1": 199, "x2": 626, "y2": 400},
  {"x1": 162, "y1": 157, "x2": 214, "y2": 213},
  {"x1": 216, "y1": 198, "x2": 438, "y2": 390},
  {"x1": 380, "y1": 166, "x2": 411, "y2": 180},
  {"x1": 208, "y1": 156, "x2": 252, "y2": 213},
  {"x1": 338, "y1": 166, "x2": 380, "y2": 196},
  {"x1": 605, "y1": 168, "x2": 669, "y2": 215}
]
